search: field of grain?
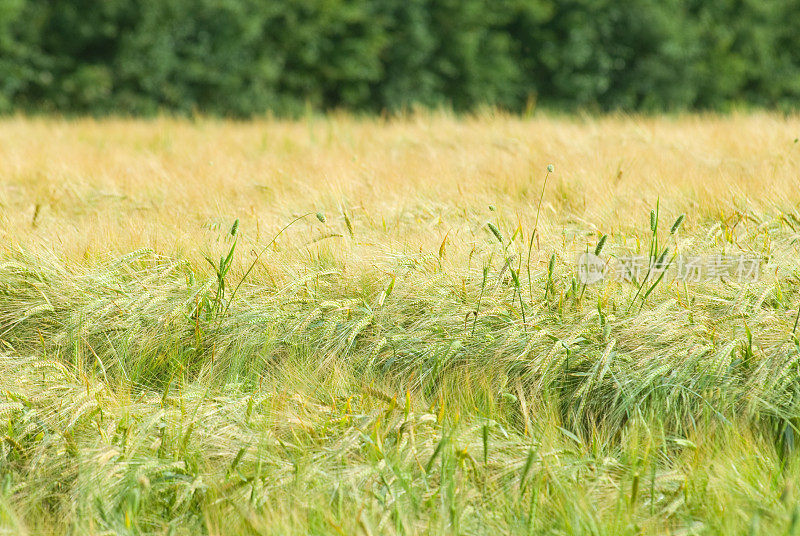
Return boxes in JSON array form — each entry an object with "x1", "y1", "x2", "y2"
[{"x1": 1, "y1": 113, "x2": 800, "y2": 535}]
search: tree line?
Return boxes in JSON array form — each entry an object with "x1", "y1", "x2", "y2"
[{"x1": 1, "y1": 0, "x2": 798, "y2": 116}]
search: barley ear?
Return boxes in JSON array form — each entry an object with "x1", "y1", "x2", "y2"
[
  {"x1": 594, "y1": 234, "x2": 607, "y2": 256},
  {"x1": 670, "y1": 214, "x2": 685, "y2": 234},
  {"x1": 487, "y1": 223, "x2": 503, "y2": 244}
]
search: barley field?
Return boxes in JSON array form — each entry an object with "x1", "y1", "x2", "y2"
[{"x1": 1, "y1": 113, "x2": 800, "y2": 535}]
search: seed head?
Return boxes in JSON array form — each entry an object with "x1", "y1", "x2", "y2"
[
  {"x1": 670, "y1": 214, "x2": 685, "y2": 234},
  {"x1": 316, "y1": 212, "x2": 326, "y2": 223},
  {"x1": 487, "y1": 223, "x2": 504, "y2": 244},
  {"x1": 655, "y1": 247, "x2": 670, "y2": 268},
  {"x1": 488, "y1": 205, "x2": 496, "y2": 212},
  {"x1": 594, "y1": 234, "x2": 607, "y2": 256},
  {"x1": 230, "y1": 218, "x2": 239, "y2": 237},
  {"x1": 547, "y1": 164, "x2": 554, "y2": 173}
]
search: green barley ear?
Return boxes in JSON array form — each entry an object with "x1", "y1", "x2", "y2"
[
  {"x1": 670, "y1": 214, "x2": 685, "y2": 234},
  {"x1": 482, "y1": 424, "x2": 489, "y2": 464},
  {"x1": 488, "y1": 205, "x2": 496, "y2": 212},
  {"x1": 656, "y1": 247, "x2": 669, "y2": 267},
  {"x1": 630, "y1": 473, "x2": 640, "y2": 507},
  {"x1": 649, "y1": 210, "x2": 657, "y2": 232},
  {"x1": 548, "y1": 253, "x2": 556, "y2": 275},
  {"x1": 547, "y1": 164, "x2": 554, "y2": 173},
  {"x1": 230, "y1": 218, "x2": 239, "y2": 237},
  {"x1": 316, "y1": 212, "x2": 326, "y2": 223},
  {"x1": 344, "y1": 212, "x2": 354, "y2": 237},
  {"x1": 520, "y1": 447, "x2": 536, "y2": 496},
  {"x1": 487, "y1": 223, "x2": 503, "y2": 244},
  {"x1": 594, "y1": 234, "x2": 607, "y2": 256}
]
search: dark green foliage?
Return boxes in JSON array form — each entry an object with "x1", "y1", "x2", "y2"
[{"x1": 1, "y1": 0, "x2": 799, "y2": 116}]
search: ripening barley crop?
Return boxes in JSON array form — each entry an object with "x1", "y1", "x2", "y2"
[{"x1": 1, "y1": 113, "x2": 800, "y2": 534}]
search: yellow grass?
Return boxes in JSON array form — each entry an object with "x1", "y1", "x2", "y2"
[{"x1": 2, "y1": 112, "x2": 798, "y2": 262}]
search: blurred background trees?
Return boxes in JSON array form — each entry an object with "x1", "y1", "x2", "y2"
[{"x1": 1, "y1": 0, "x2": 798, "y2": 116}]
